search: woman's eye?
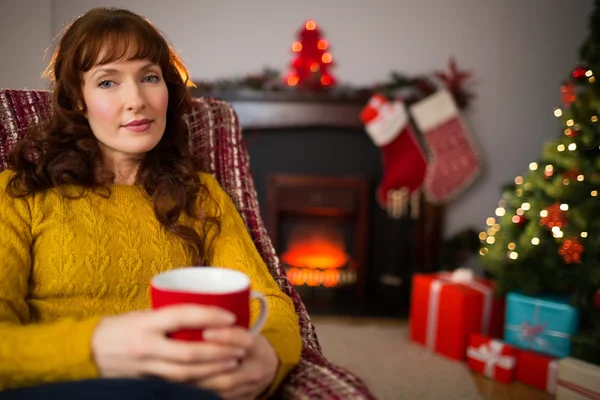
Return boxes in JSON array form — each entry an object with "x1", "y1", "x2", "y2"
[
  {"x1": 98, "y1": 80, "x2": 114, "y2": 88},
  {"x1": 144, "y1": 74, "x2": 160, "y2": 83}
]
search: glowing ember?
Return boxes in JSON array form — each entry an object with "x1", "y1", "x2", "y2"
[{"x1": 286, "y1": 268, "x2": 341, "y2": 287}]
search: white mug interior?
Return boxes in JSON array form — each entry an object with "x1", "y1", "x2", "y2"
[{"x1": 151, "y1": 267, "x2": 250, "y2": 294}]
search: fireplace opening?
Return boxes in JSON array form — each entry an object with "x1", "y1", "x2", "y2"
[
  {"x1": 266, "y1": 174, "x2": 368, "y2": 313},
  {"x1": 282, "y1": 220, "x2": 358, "y2": 288},
  {"x1": 283, "y1": 222, "x2": 349, "y2": 270}
]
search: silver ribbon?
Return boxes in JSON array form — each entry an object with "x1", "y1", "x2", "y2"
[{"x1": 506, "y1": 303, "x2": 570, "y2": 353}]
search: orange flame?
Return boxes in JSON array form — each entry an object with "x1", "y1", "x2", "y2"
[{"x1": 281, "y1": 223, "x2": 349, "y2": 270}]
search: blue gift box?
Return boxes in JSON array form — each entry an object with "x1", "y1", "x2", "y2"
[{"x1": 505, "y1": 292, "x2": 579, "y2": 358}]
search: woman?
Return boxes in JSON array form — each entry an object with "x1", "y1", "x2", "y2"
[{"x1": 0, "y1": 7, "x2": 302, "y2": 400}]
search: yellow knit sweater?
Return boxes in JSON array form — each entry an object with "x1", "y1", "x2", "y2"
[{"x1": 0, "y1": 169, "x2": 301, "y2": 394}]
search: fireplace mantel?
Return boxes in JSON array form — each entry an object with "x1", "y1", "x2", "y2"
[{"x1": 190, "y1": 89, "x2": 368, "y2": 130}]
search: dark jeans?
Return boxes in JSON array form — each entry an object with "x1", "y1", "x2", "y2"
[{"x1": 0, "y1": 378, "x2": 221, "y2": 400}]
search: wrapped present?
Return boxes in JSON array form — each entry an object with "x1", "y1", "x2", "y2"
[
  {"x1": 505, "y1": 292, "x2": 579, "y2": 358},
  {"x1": 409, "y1": 268, "x2": 505, "y2": 360},
  {"x1": 556, "y1": 357, "x2": 600, "y2": 400},
  {"x1": 466, "y1": 333, "x2": 517, "y2": 384},
  {"x1": 516, "y1": 349, "x2": 559, "y2": 394}
]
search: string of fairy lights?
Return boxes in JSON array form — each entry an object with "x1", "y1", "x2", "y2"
[{"x1": 480, "y1": 66, "x2": 598, "y2": 264}]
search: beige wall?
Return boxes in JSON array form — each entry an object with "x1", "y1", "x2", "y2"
[
  {"x1": 0, "y1": 0, "x2": 595, "y2": 238},
  {"x1": 0, "y1": 0, "x2": 52, "y2": 89}
]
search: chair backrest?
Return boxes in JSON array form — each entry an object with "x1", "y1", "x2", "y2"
[{"x1": 0, "y1": 88, "x2": 321, "y2": 354}]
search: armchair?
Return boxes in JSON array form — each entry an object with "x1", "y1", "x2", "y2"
[{"x1": 0, "y1": 89, "x2": 376, "y2": 400}]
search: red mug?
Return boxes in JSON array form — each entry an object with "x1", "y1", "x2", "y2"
[{"x1": 150, "y1": 267, "x2": 268, "y2": 341}]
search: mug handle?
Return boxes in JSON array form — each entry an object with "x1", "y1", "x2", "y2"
[{"x1": 249, "y1": 291, "x2": 268, "y2": 334}]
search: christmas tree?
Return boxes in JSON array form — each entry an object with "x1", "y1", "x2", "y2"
[
  {"x1": 284, "y1": 20, "x2": 337, "y2": 90},
  {"x1": 479, "y1": 1, "x2": 600, "y2": 365}
]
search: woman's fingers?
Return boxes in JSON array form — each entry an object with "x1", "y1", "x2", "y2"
[
  {"x1": 151, "y1": 336, "x2": 246, "y2": 364},
  {"x1": 141, "y1": 358, "x2": 239, "y2": 383},
  {"x1": 203, "y1": 326, "x2": 255, "y2": 349},
  {"x1": 148, "y1": 305, "x2": 236, "y2": 333},
  {"x1": 92, "y1": 306, "x2": 240, "y2": 380}
]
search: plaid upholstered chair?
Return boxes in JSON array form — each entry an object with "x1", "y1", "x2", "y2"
[{"x1": 0, "y1": 89, "x2": 375, "y2": 400}]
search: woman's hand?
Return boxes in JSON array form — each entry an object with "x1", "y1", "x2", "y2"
[
  {"x1": 91, "y1": 305, "x2": 246, "y2": 382},
  {"x1": 193, "y1": 328, "x2": 280, "y2": 400}
]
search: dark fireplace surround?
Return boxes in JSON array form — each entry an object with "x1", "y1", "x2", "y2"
[{"x1": 192, "y1": 90, "x2": 444, "y2": 317}]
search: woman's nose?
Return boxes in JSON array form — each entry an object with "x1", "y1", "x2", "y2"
[{"x1": 125, "y1": 85, "x2": 146, "y2": 111}]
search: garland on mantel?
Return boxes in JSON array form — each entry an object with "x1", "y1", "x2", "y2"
[{"x1": 193, "y1": 58, "x2": 475, "y2": 110}]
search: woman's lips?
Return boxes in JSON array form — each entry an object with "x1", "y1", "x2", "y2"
[{"x1": 122, "y1": 121, "x2": 152, "y2": 132}]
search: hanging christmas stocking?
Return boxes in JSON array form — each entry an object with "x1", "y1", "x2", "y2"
[
  {"x1": 360, "y1": 94, "x2": 428, "y2": 212},
  {"x1": 409, "y1": 89, "x2": 481, "y2": 204}
]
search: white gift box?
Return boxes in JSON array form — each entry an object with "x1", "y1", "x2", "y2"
[{"x1": 556, "y1": 357, "x2": 600, "y2": 400}]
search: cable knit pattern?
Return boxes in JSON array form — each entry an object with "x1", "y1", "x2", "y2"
[{"x1": 0, "y1": 89, "x2": 376, "y2": 399}]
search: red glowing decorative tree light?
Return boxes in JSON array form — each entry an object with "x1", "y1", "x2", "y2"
[{"x1": 285, "y1": 20, "x2": 337, "y2": 90}]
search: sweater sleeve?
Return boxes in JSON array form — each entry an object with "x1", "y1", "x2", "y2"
[
  {"x1": 202, "y1": 173, "x2": 302, "y2": 397},
  {"x1": 0, "y1": 171, "x2": 102, "y2": 390}
]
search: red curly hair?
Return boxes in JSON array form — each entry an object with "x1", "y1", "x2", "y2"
[{"x1": 8, "y1": 7, "x2": 220, "y2": 265}]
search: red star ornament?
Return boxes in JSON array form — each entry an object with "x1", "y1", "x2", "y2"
[
  {"x1": 540, "y1": 203, "x2": 568, "y2": 229},
  {"x1": 435, "y1": 57, "x2": 472, "y2": 90},
  {"x1": 434, "y1": 57, "x2": 474, "y2": 108},
  {"x1": 558, "y1": 237, "x2": 584, "y2": 264}
]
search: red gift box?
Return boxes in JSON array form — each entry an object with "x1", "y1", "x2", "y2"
[
  {"x1": 467, "y1": 333, "x2": 517, "y2": 384},
  {"x1": 409, "y1": 269, "x2": 505, "y2": 360},
  {"x1": 516, "y1": 350, "x2": 558, "y2": 394}
]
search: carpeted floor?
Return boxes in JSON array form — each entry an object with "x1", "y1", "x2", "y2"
[{"x1": 312, "y1": 321, "x2": 483, "y2": 400}]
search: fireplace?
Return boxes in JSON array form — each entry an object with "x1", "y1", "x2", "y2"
[
  {"x1": 191, "y1": 89, "x2": 444, "y2": 317},
  {"x1": 266, "y1": 174, "x2": 369, "y2": 311}
]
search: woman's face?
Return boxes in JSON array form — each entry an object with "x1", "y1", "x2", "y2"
[{"x1": 81, "y1": 57, "x2": 169, "y2": 164}]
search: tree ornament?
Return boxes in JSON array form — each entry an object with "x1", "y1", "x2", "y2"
[
  {"x1": 562, "y1": 169, "x2": 582, "y2": 184},
  {"x1": 572, "y1": 66, "x2": 588, "y2": 81},
  {"x1": 561, "y1": 82, "x2": 577, "y2": 108},
  {"x1": 540, "y1": 203, "x2": 568, "y2": 229},
  {"x1": 511, "y1": 215, "x2": 527, "y2": 225},
  {"x1": 558, "y1": 237, "x2": 584, "y2": 264},
  {"x1": 565, "y1": 128, "x2": 579, "y2": 138}
]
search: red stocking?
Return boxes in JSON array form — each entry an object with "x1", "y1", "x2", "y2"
[
  {"x1": 410, "y1": 89, "x2": 482, "y2": 204},
  {"x1": 360, "y1": 94, "x2": 428, "y2": 212}
]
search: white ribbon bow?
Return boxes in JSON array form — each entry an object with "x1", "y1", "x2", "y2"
[{"x1": 467, "y1": 340, "x2": 516, "y2": 378}]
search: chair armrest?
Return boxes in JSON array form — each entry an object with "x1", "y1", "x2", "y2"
[{"x1": 279, "y1": 347, "x2": 376, "y2": 400}]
